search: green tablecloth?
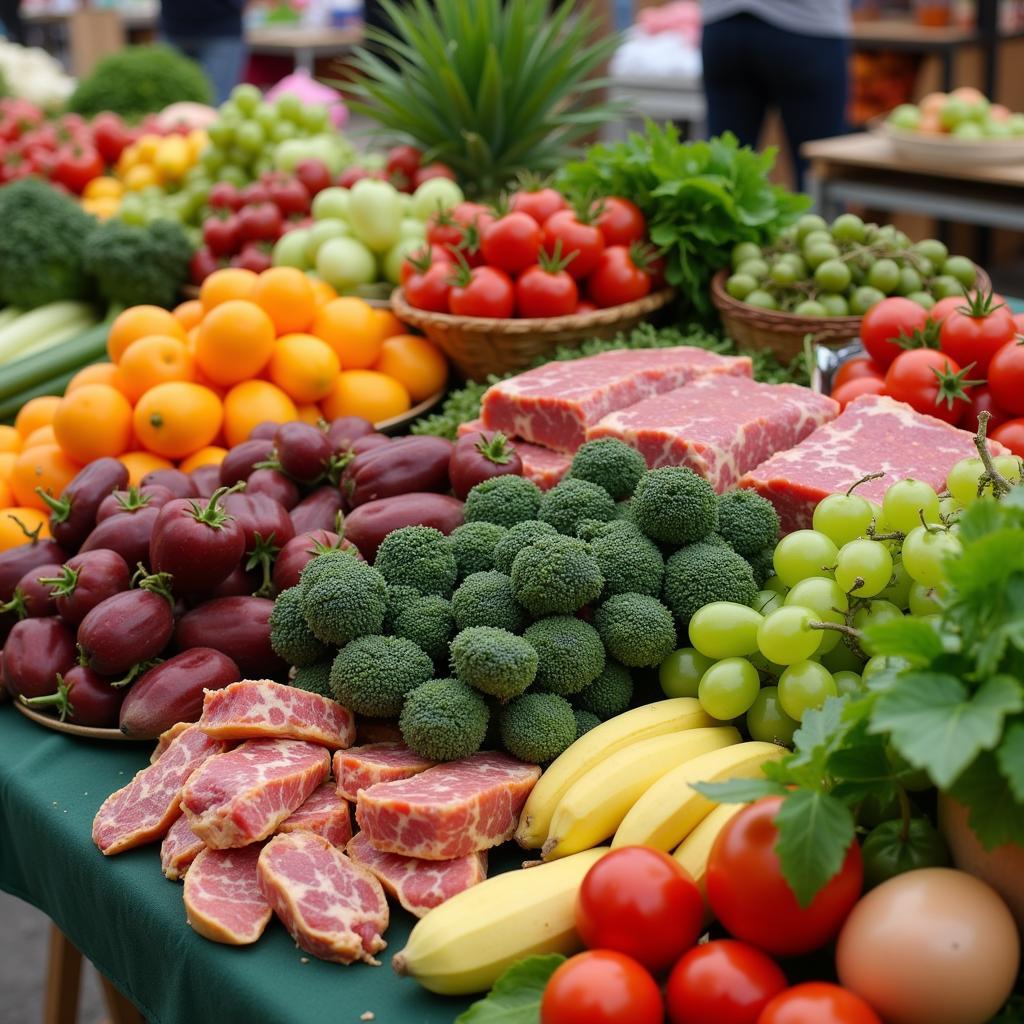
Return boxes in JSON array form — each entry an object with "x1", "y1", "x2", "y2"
[{"x1": 0, "y1": 703, "x2": 510, "y2": 1024}]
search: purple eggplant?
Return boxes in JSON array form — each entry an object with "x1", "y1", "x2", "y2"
[
  {"x1": 2, "y1": 617, "x2": 77, "y2": 699},
  {"x1": 42, "y1": 549, "x2": 131, "y2": 626},
  {"x1": 80, "y1": 506, "x2": 159, "y2": 568},
  {"x1": 0, "y1": 533, "x2": 67, "y2": 605},
  {"x1": 248, "y1": 421, "x2": 281, "y2": 441},
  {"x1": 342, "y1": 435, "x2": 454, "y2": 507},
  {"x1": 95, "y1": 484, "x2": 176, "y2": 524},
  {"x1": 344, "y1": 492, "x2": 464, "y2": 560},
  {"x1": 77, "y1": 581, "x2": 175, "y2": 676},
  {"x1": 220, "y1": 439, "x2": 273, "y2": 487},
  {"x1": 289, "y1": 486, "x2": 344, "y2": 535},
  {"x1": 190, "y1": 464, "x2": 221, "y2": 499},
  {"x1": 37, "y1": 457, "x2": 128, "y2": 550},
  {"x1": 174, "y1": 596, "x2": 286, "y2": 679},
  {"x1": 140, "y1": 468, "x2": 196, "y2": 499},
  {"x1": 326, "y1": 416, "x2": 375, "y2": 452},
  {"x1": 245, "y1": 468, "x2": 300, "y2": 510},
  {"x1": 1, "y1": 563, "x2": 62, "y2": 619},
  {"x1": 22, "y1": 665, "x2": 123, "y2": 727},
  {"x1": 273, "y1": 530, "x2": 361, "y2": 592},
  {"x1": 275, "y1": 421, "x2": 333, "y2": 484}
]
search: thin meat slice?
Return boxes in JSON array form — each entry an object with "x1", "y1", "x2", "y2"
[
  {"x1": 183, "y1": 845, "x2": 272, "y2": 945},
  {"x1": 355, "y1": 751, "x2": 541, "y2": 861},
  {"x1": 181, "y1": 739, "x2": 330, "y2": 849},
  {"x1": 150, "y1": 721, "x2": 191, "y2": 764},
  {"x1": 161, "y1": 814, "x2": 206, "y2": 880},
  {"x1": 346, "y1": 831, "x2": 487, "y2": 918},
  {"x1": 334, "y1": 743, "x2": 435, "y2": 803},
  {"x1": 278, "y1": 782, "x2": 353, "y2": 848},
  {"x1": 199, "y1": 679, "x2": 355, "y2": 749},
  {"x1": 457, "y1": 419, "x2": 571, "y2": 490},
  {"x1": 92, "y1": 724, "x2": 225, "y2": 855},
  {"x1": 588, "y1": 376, "x2": 839, "y2": 491},
  {"x1": 258, "y1": 832, "x2": 389, "y2": 965}
]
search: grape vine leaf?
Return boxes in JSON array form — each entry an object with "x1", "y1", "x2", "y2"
[
  {"x1": 693, "y1": 777, "x2": 786, "y2": 804},
  {"x1": 455, "y1": 955, "x2": 566, "y2": 1024},
  {"x1": 862, "y1": 617, "x2": 946, "y2": 665},
  {"x1": 949, "y1": 752, "x2": 1024, "y2": 850},
  {"x1": 995, "y1": 721, "x2": 1024, "y2": 803},
  {"x1": 826, "y1": 738, "x2": 891, "y2": 782}
]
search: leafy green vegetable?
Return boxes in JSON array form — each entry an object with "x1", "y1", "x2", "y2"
[{"x1": 455, "y1": 954, "x2": 565, "y2": 1023}]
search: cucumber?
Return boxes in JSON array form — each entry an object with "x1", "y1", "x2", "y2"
[
  {"x1": 0, "y1": 368, "x2": 78, "y2": 423},
  {"x1": 0, "y1": 321, "x2": 111, "y2": 405}
]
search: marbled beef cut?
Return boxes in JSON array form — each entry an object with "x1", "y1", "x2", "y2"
[
  {"x1": 183, "y1": 845, "x2": 271, "y2": 945},
  {"x1": 334, "y1": 743, "x2": 435, "y2": 803},
  {"x1": 278, "y1": 782, "x2": 353, "y2": 848},
  {"x1": 457, "y1": 419, "x2": 572, "y2": 490},
  {"x1": 160, "y1": 814, "x2": 206, "y2": 880}
]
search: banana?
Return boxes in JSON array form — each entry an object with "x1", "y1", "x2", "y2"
[
  {"x1": 673, "y1": 801, "x2": 744, "y2": 903},
  {"x1": 542, "y1": 726, "x2": 740, "y2": 860},
  {"x1": 392, "y1": 848, "x2": 608, "y2": 995},
  {"x1": 612, "y1": 741, "x2": 786, "y2": 852},
  {"x1": 515, "y1": 698, "x2": 714, "y2": 849}
]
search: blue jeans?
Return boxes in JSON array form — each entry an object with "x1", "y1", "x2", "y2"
[{"x1": 164, "y1": 34, "x2": 247, "y2": 105}]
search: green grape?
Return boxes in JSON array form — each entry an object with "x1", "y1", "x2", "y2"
[
  {"x1": 748, "y1": 650, "x2": 785, "y2": 678},
  {"x1": 908, "y1": 581, "x2": 942, "y2": 616},
  {"x1": 785, "y1": 578, "x2": 848, "y2": 653},
  {"x1": 688, "y1": 602, "x2": 763, "y2": 659},
  {"x1": 821, "y1": 640, "x2": 865, "y2": 674},
  {"x1": 914, "y1": 238, "x2": 948, "y2": 264},
  {"x1": 804, "y1": 241, "x2": 841, "y2": 269},
  {"x1": 698, "y1": 658, "x2": 761, "y2": 721},
  {"x1": 879, "y1": 557, "x2": 912, "y2": 609},
  {"x1": 745, "y1": 290, "x2": 778, "y2": 311},
  {"x1": 732, "y1": 241, "x2": 762, "y2": 267},
  {"x1": 898, "y1": 267, "x2": 923, "y2": 295},
  {"x1": 234, "y1": 120, "x2": 265, "y2": 154},
  {"x1": 833, "y1": 670, "x2": 863, "y2": 698},
  {"x1": 947, "y1": 456, "x2": 1022, "y2": 505},
  {"x1": 907, "y1": 291, "x2": 936, "y2": 310},
  {"x1": 795, "y1": 300, "x2": 827, "y2": 317},
  {"x1": 659, "y1": 647, "x2": 714, "y2": 699},
  {"x1": 252, "y1": 102, "x2": 278, "y2": 131},
  {"x1": 942, "y1": 254, "x2": 977, "y2": 288},
  {"x1": 752, "y1": 589, "x2": 783, "y2": 616},
  {"x1": 901, "y1": 525, "x2": 961, "y2": 588},
  {"x1": 737, "y1": 258, "x2": 770, "y2": 280},
  {"x1": 746, "y1": 686, "x2": 798, "y2": 745},
  {"x1": 891, "y1": 230, "x2": 911, "y2": 250},
  {"x1": 814, "y1": 259, "x2": 852, "y2": 292},
  {"x1": 802, "y1": 229, "x2": 833, "y2": 250},
  {"x1": 780, "y1": 254, "x2": 808, "y2": 277},
  {"x1": 797, "y1": 213, "x2": 829, "y2": 239},
  {"x1": 230, "y1": 83, "x2": 262, "y2": 114},
  {"x1": 830, "y1": 213, "x2": 866, "y2": 243},
  {"x1": 271, "y1": 120, "x2": 299, "y2": 144},
  {"x1": 726, "y1": 273, "x2": 758, "y2": 300},
  {"x1": 882, "y1": 478, "x2": 941, "y2": 533},
  {"x1": 778, "y1": 661, "x2": 837, "y2": 721},
  {"x1": 757, "y1": 606, "x2": 823, "y2": 665},
  {"x1": 835, "y1": 538, "x2": 893, "y2": 597},
  {"x1": 772, "y1": 530, "x2": 839, "y2": 587},
  {"x1": 763, "y1": 574, "x2": 789, "y2": 596},
  {"x1": 862, "y1": 655, "x2": 910, "y2": 683},
  {"x1": 852, "y1": 599, "x2": 904, "y2": 632},
  {"x1": 868, "y1": 258, "x2": 901, "y2": 295},
  {"x1": 850, "y1": 286, "x2": 886, "y2": 315},
  {"x1": 818, "y1": 293, "x2": 850, "y2": 316},
  {"x1": 770, "y1": 260, "x2": 799, "y2": 285},
  {"x1": 813, "y1": 491, "x2": 875, "y2": 546},
  {"x1": 931, "y1": 274, "x2": 964, "y2": 299}
]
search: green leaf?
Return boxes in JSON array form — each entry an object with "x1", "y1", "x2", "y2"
[
  {"x1": 826, "y1": 739, "x2": 892, "y2": 782},
  {"x1": 693, "y1": 778, "x2": 787, "y2": 803},
  {"x1": 862, "y1": 616, "x2": 946, "y2": 665},
  {"x1": 774, "y1": 790, "x2": 856, "y2": 907},
  {"x1": 995, "y1": 721, "x2": 1024, "y2": 803},
  {"x1": 949, "y1": 751, "x2": 1024, "y2": 850},
  {"x1": 789, "y1": 697, "x2": 848, "y2": 770},
  {"x1": 455, "y1": 954, "x2": 566, "y2": 1024}
]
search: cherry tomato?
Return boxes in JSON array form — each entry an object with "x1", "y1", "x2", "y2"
[
  {"x1": 832, "y1": 376, "x2": 886, "y2": 409},
  {"x1": 412, "y1": 162, "x2": 456, "y2": 187},
  {"x1": 52, "y1": 145, "x2": 104, "y2": 194},
  {"x1": 543, "y1": 209, "x2": 605, "y2": 280},
  {"x1": 987, "y1": 339, "x2": 1024, "y2": 415},
  {"x1": 449, "y1": 431, "x2": 524, "y2": 500},
  {"x1": 992, "y1": 418, "x2": 1024, "y2": 456},
  {"x1": 203, "y1": 215, "x2": 241, "y2": 257},
  {"x1": 541, "y1": 951, "x2": 663, "y2": 1024},
  {"x1": 516, "y1": 262, "x2": 578, "y2": 318},
  {"x1": 883, "y1": 349, "x2": 976, "y2": 425},
  {"x1": 91, "y1": 111, "x2": 132, "y2": 165},
  {"x1": 757, "y1": 983, "x2": 881, "y2": 1024},
  {"x1": 385, "y1": 143, "x2": 422, "y2": 189},
  {"x1": 448, "y1": 265, "x2": 515, "y2": 318},
  {"x1": 208, "y1": 182, "x2": 242, "y2": 212},
  {"x1": 593, "y1": 196, "x2": 646, "y2": 246},
  {"x1": 832, "y1": 356, "x2": 885, "y2": 392},
  {"x1": 510, "y1": 186, "x2": 568, "y2": 226},
  {"x1": 426, "y1": 210, "x2": 464, "y2": 250},
  {"x1": 480, "y1": 212, "x2": 542, "y2": 275},
  {"x1": 706, "y1": 796, "x2": 863, "y2": 956},
  {"x1": 666, "y1": 940, "x2": 788, "y2": 1024},
  {"x1": 575, "y1": 846, "x2": 703, "y2": 972},
  {"x1": 964, "y1": 385, "x2": 1011, "y2": 435},
  {"x1": 860, "y1": 297, "x2": 928, "y2": 369},
  {"x1": 1013, "y1": 311, "x2": 1024, "y2": 334},
  {"x1": 237, "y1": 202, "x2": 284, "y2": 244},
  {"x1": 403, "y1": 260, "x2": 452, "y2": 313},
  {"x1": 400, "y1": 244, "x2": 452, "y2": 287},
  {"x1": 239, "y1": 182, "x2": 270, "y2": 206},
  {"x1": 294, "y1": 158, "x2": 332, "y2": 196},
  {"x1": 587, "y1": 245, "x2": 652, "y2": 308},
  {"x1": 939, "y1": 300, "x2": 1016, "y2": 377},
  {"x1": 267, "y1": 178, "x2": 310, "y2": 217},
  {"x1": 233, "y1": 242, "x2": 274, "y2": 274}
]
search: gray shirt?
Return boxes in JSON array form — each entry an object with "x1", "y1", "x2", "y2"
[{"x1": 702, "y1": 0, "x2": 850, "y2": 38}]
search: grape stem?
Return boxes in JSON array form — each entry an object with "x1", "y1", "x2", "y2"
[
  {"x1": 867, "y1": 523, "x2": 905, "y2": 542},
  {"x1": 847, "y1": 472, "x2": 884, "y2": 496},
  {"x1": 917, "y1": 508, "x2": 943, "y2": 534},
  {"x1": 973, "y1": 411, "x2": 1014, "y2": 498},
  {"x1": 810, "y1": 620, "x2": 862, "y2": 639}
]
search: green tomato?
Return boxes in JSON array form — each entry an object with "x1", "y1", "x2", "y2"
[
  {"x1": 868, "y1": 258, "x2": 901, "y2": 295},
  {"x1": 804, "y1": 241, "x2": 840, "y2": 270},
  {"x1": 737, "y1": 258, "x2": 769, "y2": 280},
  {"x1": 861, "y1": 818, "x2": 949, "y2": 889},
  {"x1": 830, "y1": 212, "x2": 867, "y2": 242},
  {"x1": 897, "y1": 266, "x2": 922, "y2": 295},
  {"x1": 347, "y1": 178, "x2": 404, "y2": 253},
  {"x1": 814, "y1": 258, "x2": 852, "y2": 292},
  {"x1": 306, "y1": 218, "x2": 351, "y2": 262},
  {"x1": 273, "y1": 229, "x2": 312, "y2": 270},
  {"x1": 732, "y1": 241, "x2": 762, "y2": 267},
  {"x1": 794, "y1": 300, "x2": 827, "y2": 317},
  {"x1": 383, "y1": 236, "x2": 426, "y2": 284},
  {"x1": 769, "y1": 260, "x2": 799, "y2": 285},
  {"x1": 941, "y1": 254, "x2": 977, "y2": 288},
  {"x1": 796, "y1": 213, "x2": 828, "y2": 240},
  {"x1": 312, "y1": 186, "x2": 351, "y2": 221},
  {"x1": 818, "y1": 293, "x2": 850, "y2": 316},
  {"x1": 887, "y1": 103, "x2": 922, "y2": 131},
  {"x1": 725, "y1": 273, "x2": 758, "y2": 300},
  {"x1": 931, "y1": 274, "x2": 965, "y2": 299},
  {"x1": 231, "y1": 83, "x2": 263, "y2": 114},
  {"x1": 411, "y1": 177, "x2": 465, "y2": 220},
  {"x1": 850, "y1": 285, "x2": 886, "y2": 315},
  {"x1": 745, "y1": 290, "x2": 777, "y2": 311},
  {"x1": 316, "y1": 236, "x2": 378, "y2": 293},
  {"x1": 914, "y1": 238, "x2": 948, "y2": 264},
  {"x1": 907, "y1": 291, "x2": 936, "y2": 310}
]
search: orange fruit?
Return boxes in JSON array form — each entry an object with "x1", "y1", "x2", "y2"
[
  {"x1": 133, "y1": 382, "x2": 224, "y2": 460},
  {"x1": 0, "y1": 507, "x2": 50, "y2": 549},
  {"x1": 10, "y1": 445, "x2": 81, "y2": 510},
  {"x1": 119, "y1": 451, "x2": 174, "y2": 486},
  {"x1": 252, "y1": 267, "x2": 317, "y2": 335},
  {"x1": 0, "y1": 453, "x2": 15, "y2": 481},
  {"x1": 14, "y1": 395, "x2": 61, "y2": 438},
  {"x1": 375, "y1": 309, "x2": 406, "y2": 340},
  {"x1": 199, "y1": 267, "x2": 258, "y2": 311},
  {"x1": 268, "y1": 333, "x2": 341, "y2": 404},
  {"x1": 0, "y1": 479, "x2": 10, "y2": 507},
  {"x1": 222, "y1": 380, "x2": 298, "y2": 448},
  {"x1": 108, "y1": 306, "x2": 186, "y2": 363},
  {"x1": 320, "y1": 370, "x2": 411, "y2": 424},
  {"x1": 0, "y1": 425, "x2": 22, "y2": 454},
  {"x1": 179, "y1": 445, "x2": 228, "y2": 473},
  {"x1": 173, "y1": 299, "x2": 205, "y2": 331},
  {"x1": 311, "y1": 297, "x2": 383, "y2": 369},
  {"x1": 66, "y1": 362, "x2": 120, "y2": 393},
  {"x1": 115, "y1": 334, "x2": 195, "y2": 403},
  {"x1": 309, "y1": 278, "x2": 337, "y2": 306},
  {"x1": 372, "y1": 334, "x2": 449, "y2": 402},
  {"x1": 195, "y1": 299, "x2": 276, "y2": 387},
  {"x1": 23, "y1": 425, "x2": 57, "y2": 450},
  {"x1": 53, "y1": 384, "x2": 134, "y2": 463},
  {"x1": 296, "y1": 403, "x2": 322, "y2": 425}
]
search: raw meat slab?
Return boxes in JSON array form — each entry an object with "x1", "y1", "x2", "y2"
[
  {"x1": 278, "y1": 782, "x2": 353, "y2": 848},
  {"x1": 334, "y1": 743, "x2": 435, "y2": 803},
  {"x1": 588, "y1": 376, "x2": 839, "y2": 491},
  {"x1": 355, "y1": 750, "x2": 541, "y2": 861},
  {"x1": 161, "y1": 814, "x2": 206, "y2": 880},
  {"x1": 346, "y1": 831, "x2": 487, "y2": 918},
  {"x1": 457, "y1": 419, "x2": 572, "y2": 490},
  {"x1": 480, "y1": 347, "x2": 753, "y2": 452},
  {"x1": 150, "y1": 721, "x2": 191, "y2": 764},
  {"x1": 183, "y1": 845, "x2": 271, "y2": 945},
  {"x1": 181, "y1": 739, "x2": 330, "y2": 849},
  {"x1": 258, "y1": 832, "x2": 388, "y2": 965}
]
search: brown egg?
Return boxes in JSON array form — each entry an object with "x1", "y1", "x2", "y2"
[{"x1": 836, "y1": 868, "x2": 1020, "y2": 1024}]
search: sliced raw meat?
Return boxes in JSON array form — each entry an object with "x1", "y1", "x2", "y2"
[
  {"x1": 346, "y1": 831, "x2": 487, "y2": 918},
  {"x1": 480, "y1": 347, "x2": 752, "y2": 452},
  {"x1": 199, "y1": 679, "x2": 355, "y2": 749},
  {"x1": 333, "y1": 743, "x2": 435, "y2": 803},
  {"x1": 150, "y1": 721, "x2": 191, "y2": 764},
  {"x1": 355, "y1": 751, "x2": 541, "y2": 861},
  {"x1": 257, "y1": 831, "x2": 389, "y2": 965},
  {"x1": 181, "y1": 739, "x2": 330, "y2": 849},
  {"x1": 279, "y1": 782, "x2": 353, "y2": 848},
  {"x1": 355, "y1": 718, "x2": 404, "y2": 745},
  {"x1": 588, "y1": 376, "x2": 839, "y2": 491},
  {"x1": 183, "y1": 845, "x2": 271, "y2": 945},
  {"x1": 739, "y1": 394, "x2": 1008, "y2": 531},
  {"x1": 92, "y1": 724, "x2": 225, "y2": 855},
  {"x1": 161, "y1": 814, "x2": 206, "y2": 880},
  {"x1": 457, "y1": 419, "x2": 572, "y2": 490}
]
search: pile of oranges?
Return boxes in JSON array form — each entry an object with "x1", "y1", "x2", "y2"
[{"x1": 0, "y1": 266, "x2": 448, "y2": 544}]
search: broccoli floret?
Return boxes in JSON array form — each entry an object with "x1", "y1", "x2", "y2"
[
  {"x1": 300, "y1": 554, "x2": 387, "y2": 645},
  {"x1": 663, "y1": 542, "x2": 758, "y2": 626},
  {"x1": 586, "y1": 519, "x2": 665, "y2": 598},
  {"x1": 384, "y1": 584, "x2": 423, "y2": 631},
  {"x1": 450, "y1": 521, "x2": 506, "y2": 581},
  {"x1": 538, "y1": 478, "x2": 618, "y2": 536},
  {"x1": 717, "y1": 490, "x2": 781, "y2": 557},
  {"x1": 450, "y1": 626, "x2": 538, "y2": 701},
  {"x1": 330, "y1": 635, "x2": 433, "y2": 717},
  {"x1": 523, "y1": 616, "x2": 605, "y2": 695},
  {"x1": 746, "y1": 546, "x2": 777, "y2": 588},
  {"x1": 573, "y1": 709, "x2": 601, "y2": 738},
  {"x1": 510, "y1": 535, "x2": 604, "y2": 615},
  {"x1": 573, "y1": 661, "x2": 633, "y2": 720},
  {"x1": 374, "y1": 526, "x2": 457, "y2": 597},
  {"x1": 289, "y1": 660, "x2": 334, "y2": 699},
  {"x1": 393, "y1": 595, "x2": 454, "y2": 662},
  {"x1": 492, "y1": 520, "x2": 558, "y2": 575},
  {"x1": 631, "y1": 467, "x2": 719, "y2": 546},
  {"x1": 270, "y1": 586, "x2": 328, "y2": 667},
  {"x1": 499, "y1": 692, "x2": 577, "y2": 764},
  {"x1": 452, "y1": 571, "x2": 526, "y2": 633},
  {"x1": 464, "y1": 475, "x2": 542, "y2": 527},
  {"x1": 399, "y1": 678, "x2": 489, "y2": 761},
  {"x1": 567, "y1": 438, "x2": 647, "y2": 500},
  {"x1": 594, "y1": 593, "x2": 677, "y2": 668}
]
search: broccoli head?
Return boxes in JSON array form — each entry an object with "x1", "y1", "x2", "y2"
[
  {"x1": 663, "y1": 541, "x2": 758, "y2": 626},
  {"x1": 399, "y1": 677, "x2": 490, "y2": 761},
  {"x1": 746, "y1": 546, "x2": 777, "y2": 588},
  {"x1": 573, "y1": 709, "x2": 601, "y2": 738},
  {"x1": 538, "y1": 478, "x2": 618, "y2": 536},
  {"x1": 330, "y1": 635, "x2": 434, "y2": 717},
  {"x1": 450, "y1": 521, "x2": 506, "y2": 581},
  {"x1": 300, "y1": 554, "x2": 387, "y2": 645},
  {"x1": 594, "y1": 593, "x2": 677, "y2": 668},
  {"x1": 299, "y1": 547, "x2": 363, "y2": 587},
  {"x1": 269, "y1": 586, "x2": 329, "y2": 667},
  {"x1": 499, "y1": 692, "x2": 577, "y2": 764},
  {"x1": 717, "y1": 490, "x2": 781, "y2": 557},
  {"x1": 567, "y1": 438, "x2": 647, "y2": 500},
  {"x1": 585, "y1": 519, "x2": 665, "y2": 598},
  {"x1": 492, "y1": 520, "x2": 559, "y2": 575},
  {"x1": 374, "y1": 526, "x2": 458, "y2": 597},
  {"x1": 523, "y1": 616, "x2": 605, "y2": 696},
  {"x1": 289, "y1": 660, "x2": 334, "y2": 699},
  {"x1": 464, "y1": 475, "x2": 542, "y2": 527},
  {"x1": 450, "y1": 625, "x2": 538, "y2": 701},
  {"x1": 631, "y1": 467, "x2": 719, "y2": 546},
  {"x1": 510, "y1": 535, "x2": 603, "y2": 616},
  {"x1": 452, "y1": 571, "x2": 526, "y2": 633},
  {"x1": 393, "y1": 595, "x2": 454, "y2": 663},
  {"x1": 384, "y1": 584, "x2": 423, "y2": 631},
  {"x1": 573, "y1": 661, "x2": 633, "y2": 720}
]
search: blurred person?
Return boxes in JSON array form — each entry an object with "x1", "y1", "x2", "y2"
[
  {"x1": 160, "y1": 0, "x2": 247, "y2": 105},
  {"x1": 0, "y1": 0, "x2": 25, "y2": 45},
  {"x1": 701, "y1": 0, "x2": 851, "y2": 190}
]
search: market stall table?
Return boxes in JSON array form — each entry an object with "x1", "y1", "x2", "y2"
[{"x1": 246, "y1": 26, "x2": 363, "y2": 75}]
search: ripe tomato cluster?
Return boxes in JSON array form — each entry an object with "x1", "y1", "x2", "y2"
[
  {"x1": 401, "y1": 189, "x2": 663, "y2": 319},
  {"x1": 338, "y1": 143, "x2": 455, "y2": 193}
]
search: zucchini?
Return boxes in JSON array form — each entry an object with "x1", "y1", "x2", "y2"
[
  {"x1": 0, "y1": 302, "x2": 96, "y2": 366},
  {"x1": 0, "y1": 321, "x2": 111, "y2": 404},
  {"x1": 0, "y1": 368, "x2": 78, "y2": 423}
]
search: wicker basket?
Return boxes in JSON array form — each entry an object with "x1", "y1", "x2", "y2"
[{"x1": 391, "y1": 288, "x2": 676, "y2": 381}]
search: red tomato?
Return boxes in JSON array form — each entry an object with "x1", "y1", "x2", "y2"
[
  {"x1": 294, "y1": 158, "x2": 332, "y2": 196},
  {"x1": 939, "y1": 304, "x2": 1016, "y2": 378},
  {"x1": 413, "y1": 162, "x2": 456, "y2": 187},
  {"x1": 448, "y1": 265, "x2": 515, "y2": 318},
  {"x1": 510, "y1": 186, "x2": 569, "y2": 226},
  {"x1": 91, "y1": 112, "x2": 131, "y2": 165},
  {"x1": 516, "y1": 262, "x2": 578, "y2": 318},
  {"x1": 203, "y1": 215, "x2": 241, "y2": 257},
  {"x1": 267, "y1": 178, "x2": 310, "y2": 217},
  {"x1": 832, "y1": 356, "x2": 885, "y2": 392},
  {"x1": 575, "y1": 846, "x2": 703, "y2": 973},
  {"x1": 706, "y1": 796, "x2": 863, "y2": 956},
  {"x1": 208, "y1": 182, "x2": 242, "y2": 212},
  {"x1": 757, "y1": 983, "x2": 882, "y2": 1024},
  {"x1": 593, "y1": 196, "x2": 646, "y2": 246},
  {"x1": 860, "y1": 297, "x2": 929, "y2": 368},
  {"x1": 1013, "y1": 312, "x2": 1024, "y2": 334},
  {"x1": 666, "y1": 940, "x2": 788, "y2": 1024},
  {"x1": 399, "y1": 244, "x2": 451, "y2": 286},
  {"x1": 964, "y1": 385, "x2": 1011, "y2": 435},
  {"x1": 232, "y1": 242, "x2": 273, "y2": 274},
  {"x1": 832, "y1": 377, "x2": 886, "y2": 409},
  {"x1": 543, "y1": 209, "x2": 605, "y2": 280},
  {"x1": 189, "y1": 246, "x2": 222, "y2": 284},
  {"x1": 480, "y1": 212, "x2": 543, "y2": 275},
  {"x1": 883, "y1": 349, "x2": 977, "y2": 425},
  {"x1": 929, "y1": 294, "x2": 969, "y2": 325},
  {"x1": 426, "y1": 210, "x2": 464, "y2": 250},
  {"x1": 992, "y1": 418, "x2": 1024, "y2": 456},
  {"x1": 385, "y1": 143, "x2": 422, "y2": 189},
  {"x1": 239, "y1": 181, "x2": 270, "y2": 206},
  {"x1": 52, "y1": 145, "x2": 103, "y2": 194},
  {"x1": 987, "y1": 339, "x2": 1024, "y2": 415},
  {"x1": 576, "y1": 300, "x2": 597, "y2": 315},
  {"x1": 587, "y1": 245, "x2": 652, "y2": 308},
  {"x1": 403, "y1": 260, "x2": 453, "y2": 313},
  {"x1": 541, "y1": 951, "x2": 663, "y2": 1024},
  {"x1": 237, "y1": 202, "x2": 284, "y2": 243}
]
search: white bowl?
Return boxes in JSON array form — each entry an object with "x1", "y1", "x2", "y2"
[{"x1": 876, "y1": 121, "x2": 1024, "y2": 168}]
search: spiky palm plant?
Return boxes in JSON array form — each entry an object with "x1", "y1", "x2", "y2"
[{"x1": 346, "y1": 0, "x2": 618, "y2": 197}]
